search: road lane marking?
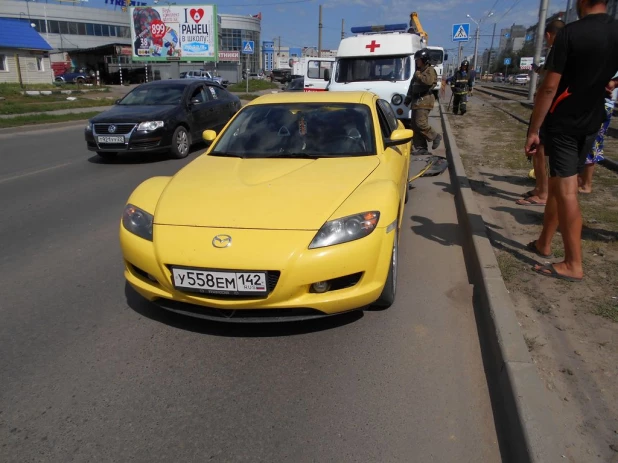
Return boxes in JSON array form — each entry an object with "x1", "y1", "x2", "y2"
[{"x1": 0, "y1": 162, "x2": 74, "y2": 185}]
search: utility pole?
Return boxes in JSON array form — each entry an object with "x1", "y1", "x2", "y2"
[
  {"x1": 529, "y1": 0, "x2": 550, "y2": 100},
  {"x1": 472, "y1": 26, "x2": 480, "y2": 73},
  {"x1": 457, "y1": 43, "x2": 462, "y2": 65},
  {"x1": 341, "y1": 18, "x2": 344, "y2": 40},
  {"x1": 565, "y1": 0, "x2": 573, "y2": 23},
  {"x1": 487, "y1": 23, "x2": 496, "y2": 73},
  {"x1": 318, "y1": 4, "x2": 323, "y2": 58}
]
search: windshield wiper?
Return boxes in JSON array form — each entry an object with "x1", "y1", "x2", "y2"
[{"x1": 209, "y1": 152, "x2": 244, "y2": 158}]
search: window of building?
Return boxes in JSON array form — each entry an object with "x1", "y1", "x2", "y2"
[
  {"x1": 86, "y1": 23, "x2": 94, "y2": 35},
  {"x1": 59, "y1": 21, "x2": 69, "y2": 35},
  {"x1": 102, "y1": 25, "x2": 109, "y2": 36},
  {"x1": 48, "y1": 20, "x2": 59, "y2": 34},
  {"x1": 78, "y1": 23, "x2": 86, "y2": 35},
  {"x1": 36, "y1": 57, "x2": 43, "y2": 71},
  {"x1": 94, "y1": 24, "x2": 102, "y2": 36},
  {"x1": 109, "y1": 25, "x2": 117, "y2": 37},
  {"x1": 68, "y1": 22, "x2": 78, "y2": 35},
  {"x1": 0, "y1": 55, "x2": 6, "y2": 71}
]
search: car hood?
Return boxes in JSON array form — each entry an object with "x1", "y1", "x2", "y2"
[
  {"x1": 154, "y1": 155, "x2": 380, "y2": 230},
  {"x1": 91, "y1": 105, "x2": 176, "y2": 123}
]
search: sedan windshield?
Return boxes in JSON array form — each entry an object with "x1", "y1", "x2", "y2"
[
  {"x1": 335, "y1": 55, "x2": 411, "y2": 83},
  {"x1": 210, "y1": 103, "x2": 375, "y2": 158},
  {"x1": 119, "y1": 85, "x2": 185, "y2": 105}
]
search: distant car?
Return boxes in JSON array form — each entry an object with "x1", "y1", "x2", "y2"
[
  {"x1": 119, "y1": 91, "x2": 414, "y2": 321},
  {"x1": 55, "y1": 68, "x2": 94, "y2": 84},
  {"x1": 514, "y1": 74, "x2": 530, "y2": 85},
  {"x1": 284, "y1": 77, "x2": 305, "y2": 91},
  {"x1": 269, "y1": 69, "x2": 292, "y2": 83},
  {"x1": 85, "y1": 80, "x2": 241, "y2": 161},
  {"x1": 182, "y1": 70, "x2": 229, "y2": 88},
  {"x1": 492, "y1": 74, "x2": 504, "y2": 83}
]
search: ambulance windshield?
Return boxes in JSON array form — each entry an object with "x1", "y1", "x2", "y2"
[{"x1": 335, "y1": 55, "x2": 412, "y2": 83}]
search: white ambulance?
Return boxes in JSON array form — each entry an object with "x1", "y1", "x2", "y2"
[
  {"x1": 291, "y1": 57, "x2": 335, "y2": 92},
  {"x1": 326, "y1": 23, "x2": 425, "y2": 127}
]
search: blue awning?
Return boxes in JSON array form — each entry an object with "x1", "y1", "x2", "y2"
[{"x1": 0, "y1": 18, "x2": 53, "y2": 51}]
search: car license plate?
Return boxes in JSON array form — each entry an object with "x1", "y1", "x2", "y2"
[
  {"x1": 171, "y1": 268, "x2": 268, "y2": 296},
  {"x1": 98, "y1": 136, "x2": 124, "y2": 143}
]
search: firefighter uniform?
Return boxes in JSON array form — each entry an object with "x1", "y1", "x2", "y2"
[
  {"x1": 448, "y1": 60, "x2": 474, "y2": 115},
  {"x1": 405, "y1": 49, "x2": 441, "y2": 153}
]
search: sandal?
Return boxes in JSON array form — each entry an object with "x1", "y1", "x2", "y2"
[
  {"x1": 516, "y1": 197, "x2": 546, "y2": 206},
  {"x1": 522, "y1": 190, "x2": 535, "y2": 198},
  {"x1": 533, "y1": 263, "x2": 582, "y2": 282},
  {"x1": 526, "y1": 241, "x2": 552, "y2": 258}
]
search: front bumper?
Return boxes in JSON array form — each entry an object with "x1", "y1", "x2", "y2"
[
  {"x1": 121, "y1": 224, "x2": 395, "y2": 318},
  {"x1": 85, "y1": 125, "x2": 171, "y2": 153}
]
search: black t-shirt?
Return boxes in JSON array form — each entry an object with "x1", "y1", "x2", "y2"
[{"x1": 543, "y1": 13, "x2": 618, "y2": 134}]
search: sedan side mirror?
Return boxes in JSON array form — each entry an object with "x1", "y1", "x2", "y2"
[
  {"x1": 384, "y1": 128, "x2": 414, "y2": 148},
  {"x1": 323, "y1": 69, "x2": 330, "y2": 81},
  {"x1": 190, "y1": 97, "x2": 202, "y2": 105},
  {"x1": 115, "y1": 98, "x2": 121, "y2": 104},
  {"x1": 202, "y1": 129, "x2": 217, "y2": 144}
]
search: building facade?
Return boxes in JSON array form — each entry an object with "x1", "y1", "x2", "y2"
[{"x1": 0, "y1": 1, "x2": 262, "y2": 83}]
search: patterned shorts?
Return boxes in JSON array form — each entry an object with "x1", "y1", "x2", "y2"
[{"x1": 586, "y1": 98, "x2": 615, "y2": 165}]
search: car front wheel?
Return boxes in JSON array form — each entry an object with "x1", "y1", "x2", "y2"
[
  {"x1": 373, "y1": 228, "x2": 398, "y2": 309},
  {"x1": 170, "y1": 126, "x2": 190, "y2": 159}
]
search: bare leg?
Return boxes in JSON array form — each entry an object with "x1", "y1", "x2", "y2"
[
  {"x1": 535, "y1": 175, "x2": 584, "y2": 279},
  {"x1": 578, "y1": 163, "x2": 595, "y2": 193}
]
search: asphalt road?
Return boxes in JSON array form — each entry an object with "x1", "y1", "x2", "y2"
[{"x1": 0, "y1": 119, "x2": 501, "y2": 462}]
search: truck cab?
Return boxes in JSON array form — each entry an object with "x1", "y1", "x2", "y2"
[
  {"x1": 327, "y1": 23, "x2": 424, "y2": 127},
  {"x1": 291, "y1": 57, "x2": 335, "y2": 92},
  {"x1": 426, "y1": 46, "x2": 447, "y2": 99}
]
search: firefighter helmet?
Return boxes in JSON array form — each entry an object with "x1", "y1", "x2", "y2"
[
  {"x1": 461, "y1": 60, "x2": 470, "y2": 68},
  {"x1": 414, "y1": 48, "x2": 431, "y2": 64}
]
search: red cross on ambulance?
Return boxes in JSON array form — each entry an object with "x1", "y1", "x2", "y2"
[{"x1": 365, "y1": 40, "x2": 380, "y2": 52}]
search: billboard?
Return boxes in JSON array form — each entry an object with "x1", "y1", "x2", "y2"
[
  {"x1": 130, "y1": 5, "x2": 218, "y2": 61},
  {"x1": 520, "y1": 57, "x2": 533, "y2": 70}
]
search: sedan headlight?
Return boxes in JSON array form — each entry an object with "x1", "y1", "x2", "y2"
[
  {"x1": 85, "y1": 121, "x2": 92, "y2": 131},
  {"x1": 137, "y1": 121, "x2": 164, "y2": 131},
  {"x1": 122, "y1": 204, "x2": 153, "y2": 241},
  {"x1": 309, "y1": 212, "x2": 380, "y2": 249},
  {"x1": 391, "y1": 94, "x2": 403, "y2": 105}
]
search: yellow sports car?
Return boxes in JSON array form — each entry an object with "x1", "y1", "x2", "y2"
[{"x1": 120, "y1": 91, "x2": 413, "y2": 321}]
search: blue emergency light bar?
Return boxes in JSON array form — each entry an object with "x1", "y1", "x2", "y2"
[{"x1": 350, "y1": 23, "x2": 408, "y2": 34}]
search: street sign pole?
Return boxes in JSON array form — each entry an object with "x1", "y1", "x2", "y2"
[
  {"x1": 246, "y1": 54, "x2": 249, "y2": 93},
  {"x1": 529, "y1": 0, "x2": 550, "y2": 100}
]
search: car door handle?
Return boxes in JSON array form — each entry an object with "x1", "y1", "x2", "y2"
[{"x1": 305, "y1": 84, "x2": 314, "y2": 87}]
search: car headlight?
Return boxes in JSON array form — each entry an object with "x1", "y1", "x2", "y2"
[
  {"x1": 137, "y1": 121, "x2": 164, "y2": 131},
  {"x1": 122, "y1": 204, "x2": 153, "y2": 241},
  {"x1": 309, "y1": 212, "x2": 380, "y2": 249},
  {"x1": 86, "y1": 121, "x2": 92, "y2": 131},
  {"x1": 391, "y1": 94, "x2": 403, "y2": 105}
]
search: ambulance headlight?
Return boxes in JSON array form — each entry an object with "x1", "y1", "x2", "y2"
[{"x1": 391, "y1": 94, "x2": 403, "y2": 105}]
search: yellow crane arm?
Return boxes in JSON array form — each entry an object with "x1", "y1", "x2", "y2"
[{"x1": 409, "y1": 12, "x2": 428, "y2": 42}]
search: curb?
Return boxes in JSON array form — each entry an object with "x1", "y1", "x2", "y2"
[
  {"x1": 0, "y1": 119, "x2": 90, "y2": 135},
  {"x1": 439, "y1": 102, "x2": 563, "y2": 463}
]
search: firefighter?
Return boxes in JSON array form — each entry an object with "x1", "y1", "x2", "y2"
[
  {"x1": 448, "y1": 60, "x2": 474, "y2": 115},
  {"x1": 404, "y1": 48, "x2": 442, "y2": 155}
]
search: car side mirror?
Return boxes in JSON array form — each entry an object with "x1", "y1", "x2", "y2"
[
  {"x1": 384, "y1": 128, "x2": 414, "y2": 148},
  {"x1": 115, "y1": 98, "x2": 121, "y2": 104},
  {"x1": 202, "y1": 129, "x2": 217, "y2": 144},
  {"x1": 323, "y1": 69, "x2": 330, "y2": 81},
  {"x1": 444, "y1": 53, "x2": 449, "y2": 61},
  {"x1": 190, "y1": 97, "x2": 202, "y2": 105}
]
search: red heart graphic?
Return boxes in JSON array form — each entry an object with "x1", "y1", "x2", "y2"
[{"x1": 190, "y1": 8, "x2": 204, "y2": 23}]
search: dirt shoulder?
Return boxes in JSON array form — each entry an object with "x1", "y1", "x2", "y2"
[{"x1": 445, "y1": 93, "x2": 618, "y2": 462}]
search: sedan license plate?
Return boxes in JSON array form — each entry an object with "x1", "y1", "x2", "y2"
[
  {"x1": 171, "y1": 268, "x2": 268, "y2": 296},
  {"x1": 98, "y1": 136, "x2": 124, "y2": 143}
]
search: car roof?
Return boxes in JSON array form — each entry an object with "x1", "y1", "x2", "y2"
[
  {"x1": 246, "y1": 91, "x2": 375, "y2": 106},
  {"x1": 136, "y1": 79, "x2": 222, "y2": 88}
]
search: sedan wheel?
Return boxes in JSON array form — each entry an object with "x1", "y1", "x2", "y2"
[
  {"x1": 171, "y1": 126, "x2": 190, "y2": 159},
  {"x1": 373, "y1": 228, "x2": 398, "y2": 308}
]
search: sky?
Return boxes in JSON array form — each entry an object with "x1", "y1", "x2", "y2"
[{"x1": 78, "y1": 0, "x2": 569, "y2": 56}]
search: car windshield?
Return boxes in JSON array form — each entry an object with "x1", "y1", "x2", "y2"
[
  {"x1": 118, "y1": 84, "x2": 185, "y2": 105},
  {"x1": 335, "y1": 55, "x2": 411, "y2": 83},
  {"x1": 427, "y1": 49, "x2": 444, "y2": 65},
  {"x1": 210, "y1": 103, "x2": 375, "y2": 158}
]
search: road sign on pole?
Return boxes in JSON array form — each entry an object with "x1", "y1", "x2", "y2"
[
  {"x1": 452, "y1": 23, "x2": 470, "y2": 42},
  {"x1": 504, "y1": 57, "x2": 511, "y2": 66},
  {"x1": 242, "y1": 41, "x2": 254, "y2": 54}
]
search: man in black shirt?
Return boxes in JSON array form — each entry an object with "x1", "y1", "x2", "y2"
[{"x1": 524, "y1": 0, "x2": 618, "y2": 282}]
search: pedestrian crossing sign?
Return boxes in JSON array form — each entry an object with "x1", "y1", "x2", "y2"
[
  {"x1": 242, "y1": 41, "x2": 254, "y2": 54},
  {"x1": 452, "y1": 23, "x2": 470, "y2": 42}
]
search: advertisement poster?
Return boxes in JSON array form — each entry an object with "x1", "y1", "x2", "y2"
[{"x1": 130, "y1": 5, "x2": 218, "y2": 61}]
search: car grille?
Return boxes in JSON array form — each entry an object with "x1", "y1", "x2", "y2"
[
  {"x1": 130, "y1": 140, "x2": 161, "y2": 149},
  {"x1": 94, "y1": 123, "x2": 136, "y2": 134},
  {"x1": 97, "y1": 143, "x2": 126, "y2": 150}
]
